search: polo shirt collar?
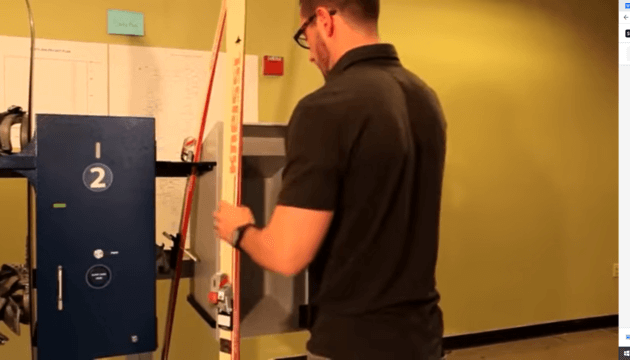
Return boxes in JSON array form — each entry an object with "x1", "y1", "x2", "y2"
[{"x1": 326, "y1": 43, "x2": 400, "y2": 81}]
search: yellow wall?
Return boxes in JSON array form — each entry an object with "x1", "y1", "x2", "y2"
[
  {"x1": 0, "y1": 0, "x2": 618, "y2": 358},
  {"x1": 384, "y1": 1, "x2": 618, "y2": 334}
]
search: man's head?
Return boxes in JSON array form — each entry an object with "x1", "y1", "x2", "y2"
[{"x1": 295, "y1": 0, "x2": 380, "y2": 78}]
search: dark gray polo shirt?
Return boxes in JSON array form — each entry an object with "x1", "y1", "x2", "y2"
[{"x1": 277, "y1": 43, "x2": 447, "y2": 359}]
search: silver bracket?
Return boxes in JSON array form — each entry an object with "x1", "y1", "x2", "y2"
[
  {"x1": 217, "y1": 283, "x2": 233, "y2": 314},
  {"x1": 209, "y1": 273, "x2": 233, "y2": 314}
]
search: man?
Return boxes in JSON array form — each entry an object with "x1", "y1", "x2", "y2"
[{"x1": 213, "y1": 0, "x2": 447, "y2": 359}]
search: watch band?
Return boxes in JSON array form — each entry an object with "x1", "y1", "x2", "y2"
[{"x1": 233, "y1": 223, "x2": 256, "y2": 250}]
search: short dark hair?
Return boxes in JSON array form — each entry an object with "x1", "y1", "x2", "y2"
[{"x1": 300, "y1": 0, "x2": 379, "y2": 27}]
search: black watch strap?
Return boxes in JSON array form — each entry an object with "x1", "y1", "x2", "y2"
[{"x1": 233, "y1": 223, "x2": 256, "y2": 250}]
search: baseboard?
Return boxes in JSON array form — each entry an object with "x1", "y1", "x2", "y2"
[{"x1": 444, "y1": 314, "x2": 618, "y2": 350}]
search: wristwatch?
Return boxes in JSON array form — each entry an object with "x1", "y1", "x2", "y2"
[{"x1": 233, "y1": 223, "x2": 256, "y2": 250}]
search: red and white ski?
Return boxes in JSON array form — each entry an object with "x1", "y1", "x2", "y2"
[
  {"x1": 217, "y1": 0, "x2": 247, "y2": 358},
  {"x1": 160, "y1": 2, "x2": 227, "y2": 359}
]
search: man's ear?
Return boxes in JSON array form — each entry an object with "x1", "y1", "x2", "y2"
[{"x1": 315, "y1": 6, "x2": 335, "y2": 37}]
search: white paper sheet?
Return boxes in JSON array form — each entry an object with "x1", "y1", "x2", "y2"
[
  {"x1": 108, "y1": 44, "x2": 259, "y2": 247},
  {"x1": 0, "y1": 36, "x2": 108, "y2": 152}
]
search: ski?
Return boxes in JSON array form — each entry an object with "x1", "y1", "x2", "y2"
[
  {"x1": 160, "y1": 2, "x2": 227, "y2": 359},
  {"x1": 217, "y1": 0, "x2": 247, "y2": 358}
]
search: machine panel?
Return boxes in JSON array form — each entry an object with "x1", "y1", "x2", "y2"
[
  {"x1": 189, "y1": 123, "x2": 309, "y2": 340},
  {"x1": 34, "y1": 115, "x2": 157, "y2": 359}
]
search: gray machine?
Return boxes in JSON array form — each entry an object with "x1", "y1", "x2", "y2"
[
  {"x1": 188, "y1": 122, "x2": 310, "y2": 339},
  {"x1": 0, "y1": 112, "x2": 308, "y2": 358},
  {"x1": 0, "y1": 3, "x2": 168, "y2": 357}
]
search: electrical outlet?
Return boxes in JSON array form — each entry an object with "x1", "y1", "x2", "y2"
[{"x1": 614, "y1": 263, "x2": 619, "y2": 278}]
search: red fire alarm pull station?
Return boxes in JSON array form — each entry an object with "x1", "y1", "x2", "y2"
[{"x1": 263, "y1": 56, "x2": 284, "y2": 76}]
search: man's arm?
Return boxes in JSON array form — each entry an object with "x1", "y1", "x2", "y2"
[
  {"x1": 240, "y1": 205, "x2": 334, "y2": 277},
  {"x1": 236, "y1": 97, "x2": 339, "y2": 276}
]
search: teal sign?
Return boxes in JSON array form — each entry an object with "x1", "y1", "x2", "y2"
[{"x1": 108, "y1": 9, "x2": 144, "y2": 36}]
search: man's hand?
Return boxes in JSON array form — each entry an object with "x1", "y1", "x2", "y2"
[{"x1": 212, "y1": 200, "x2": 255, "y2": 246}]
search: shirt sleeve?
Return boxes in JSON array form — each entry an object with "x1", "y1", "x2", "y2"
[{"x1": 276, "y1": 99, "x2": 340, "y2": 211}]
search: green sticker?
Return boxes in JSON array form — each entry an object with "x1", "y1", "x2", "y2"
[
  {"x1": 108, "y1": 9, "x2": 144, "y2": 36},
  {"x1": 53, "y1": 203, "x2": 66, "y2": 209}
]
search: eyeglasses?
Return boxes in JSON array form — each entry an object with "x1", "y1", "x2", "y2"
[{"x1": 293, "y1": 9, "x2": 337, "y2": 49}]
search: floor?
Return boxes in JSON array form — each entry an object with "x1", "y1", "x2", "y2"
[{"x1": 445, "y1": 328, "x2": 618, "y2": 360}]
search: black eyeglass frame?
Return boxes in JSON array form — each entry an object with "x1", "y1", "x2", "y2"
[{"x1": 293, "y1": 9, "x2": 338, "y2": 49}]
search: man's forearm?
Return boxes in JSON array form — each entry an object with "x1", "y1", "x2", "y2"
[{"x1": 239, "y1": 226, "x2": 289, "y2": 275}]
